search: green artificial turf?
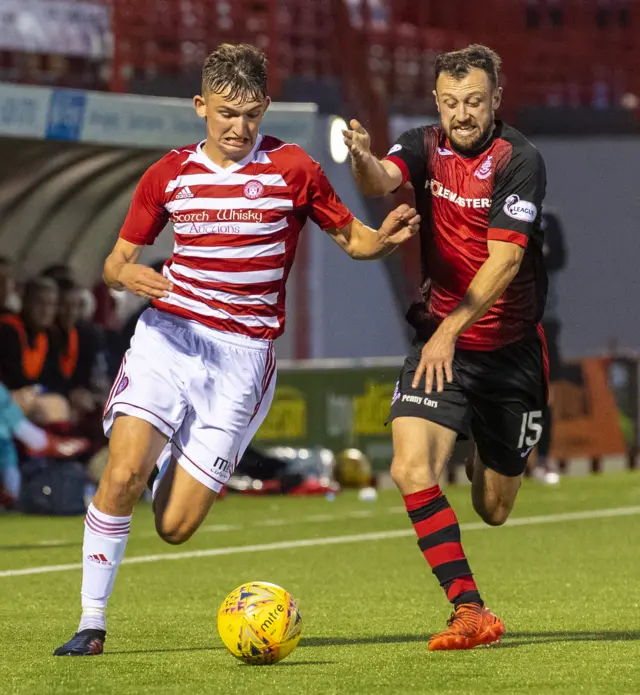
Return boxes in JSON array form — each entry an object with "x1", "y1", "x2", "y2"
[{"x1": 1, "y1": 472, "x2": 639, "y2": 694}]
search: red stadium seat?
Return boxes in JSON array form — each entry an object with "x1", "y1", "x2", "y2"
[{"x1": 4, "y1": 1, "x2": 639, "y2": 127}]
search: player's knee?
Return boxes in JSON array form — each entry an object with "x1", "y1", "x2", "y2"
[
  {"x1": 155, "y1": 514, "x2": 197, "y2": 545},
  {"x1": 101, "y1": 456, "x2": 148, "y2": 503},
  {"x1": 474, "y1": 499, "x2": 511, "y2": 527},
  {"x1": 390, "y1": 454, "x2": 436, "y2": 491}
]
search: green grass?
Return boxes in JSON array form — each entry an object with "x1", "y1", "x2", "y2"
[{"x1": 1, "y1": 473, "x2": 640, "y2": 694}]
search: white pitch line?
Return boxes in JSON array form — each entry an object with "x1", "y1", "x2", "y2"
[
  {"x1": 137, "y1": 506, "x2": 390, "y2": 538},
  {"x1": 1, "y1": 505, "x2": 639, "y2": 579},
  {"x1": 188, "y1": 523, "x2": 243, "y2": 534}
]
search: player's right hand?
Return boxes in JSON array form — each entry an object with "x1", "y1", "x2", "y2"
[
  {"x1": 342, "y1": 119, "x2": 372, "y2": 160},
  {"x1": 117, "y1": 264, "x2": 173, "y2": 299}
]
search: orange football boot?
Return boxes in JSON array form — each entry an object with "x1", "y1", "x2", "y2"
[{"x1": 428, "y1": 603, "x2": 505, "y2": 651}]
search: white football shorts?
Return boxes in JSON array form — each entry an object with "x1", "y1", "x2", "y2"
[{"x1": 103, "y1": 308, "x2": 276, "y2": 492}]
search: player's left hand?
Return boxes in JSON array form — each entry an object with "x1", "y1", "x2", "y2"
[
  {"x1": 412, "y1": 327, "x2": 456, "y2": 394},
  {"x1": 379, "y1": 204, "x2": 420, "y2": 245}
]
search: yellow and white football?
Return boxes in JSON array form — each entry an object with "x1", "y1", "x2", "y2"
[{"x1": 217, "y1": 581, "x2": 302, "y2": 665}]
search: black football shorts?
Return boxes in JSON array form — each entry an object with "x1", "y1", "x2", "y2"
[{"x1": 388, "y1": 331, "x2": 548, "y2": 477}]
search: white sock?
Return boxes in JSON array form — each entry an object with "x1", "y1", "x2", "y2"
[
  {"x1": 78, "y1": 503, "x2": 132, "y2": 633},
  {"x1": 12, "y1": 419, "x2": 47, "y2": 450}
]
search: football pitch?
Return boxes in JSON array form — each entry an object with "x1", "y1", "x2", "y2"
[{"x1": 1, "y1": 472, "x2": 639, "y2": 694}]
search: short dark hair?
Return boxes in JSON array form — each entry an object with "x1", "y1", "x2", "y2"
[
  {"x1": 202, "y1": 43, "x2": 268, "y2": 104},
  {"x1": 56, "y1": 277, "x2": 80, "y2": 294},
  {"x1": 41, "y1": 263, "x2": 74, "y2": 284},
  {"x1": 23, "y1": 276, "x2": 58, "y2": 303},
  {"x1": 435, "y1": 44, "x2": 502, "y2": 88}
]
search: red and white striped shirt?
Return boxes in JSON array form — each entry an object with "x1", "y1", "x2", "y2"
[{"x1": 119, "y1": 135, "x2": 353, "y2": 340}]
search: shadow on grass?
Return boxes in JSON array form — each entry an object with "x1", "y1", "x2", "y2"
[
  {"x1": 499, "y1": 631, "x2": 640, "y2": 648},
  {"x1": 301, "y1": 631, "x2": 640, "y2": 649},
  {"x1": 241, "y1": 661, "x2": 335, "y2": 667},
  {"x1": 301, "y1": 635, "x2": 427, "y2": 647},
  {"x1": 107, "y1": 647, "x2": 333, "y2": 665},
  {"x1": 100, "y1": 631, "x2": 640, "y2": 656},
  {"x1": 107, "y1": 646, "x2": 226, "y2": 655}
]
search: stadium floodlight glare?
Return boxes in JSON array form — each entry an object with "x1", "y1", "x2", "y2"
[{"x1": 329, "y1": 116, "x2": 349, "y2": 163}]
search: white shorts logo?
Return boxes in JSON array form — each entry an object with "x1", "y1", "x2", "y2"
[
  {"x1": 401, "y1": 393, "x2": 438, "y2": 408},
  {"x1": 387, "y1": 144, "x2": 402, "y2": 155},
  {"x1": 504, "y1": 194, "x2": 537, "y2": 223},
  {"x1": 391, "y1": 381, "x2": 401, "y2": 406}
]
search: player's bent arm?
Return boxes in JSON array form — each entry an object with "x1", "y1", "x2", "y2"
[
  {"x1": 103, "y1": 238, "x2": 172, "y2": 299},
  {"x1": 352, "y1": 157, "x2": 404, "y2": 198},
  {"x1": 438, "y1": 240, "x2": 525, "y2": 339},
  {"x1": 327, "y1": 219, "x2": 394, "y2": 260},
  {"x1": 326, "y1": 205, "x2": 420, "y2": 261},
  {"x1": 103, "y1": 238, "x2": 144, "y2": 290}
]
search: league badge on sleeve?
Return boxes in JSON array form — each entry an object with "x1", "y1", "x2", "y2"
[{"x1": 503, "y1": 194, "x2": 537, "y2": 223}]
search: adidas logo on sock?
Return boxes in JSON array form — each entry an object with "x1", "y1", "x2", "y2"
[
  {"x1": 87, "y1": 553, "x2": 113, "y2": 566},
  {"x1": 175, "y1": 186, "x2": 194, "y2": 200}
]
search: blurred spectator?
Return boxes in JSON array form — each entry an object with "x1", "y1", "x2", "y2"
[
  {"x1": 53, "y1": 278, "x2": 105, "y2": 419},
  {"x1": 532, "y1": 208, "x2": 567, "y2": 485},
  {"x1": 0, "y1": 256, "x2": 17, "y2": 315},
  {"x1": 0, "y1": 276, "x2": 72, "y2": 426},
  {"x1": 0, "y1": 383, "x2": 90, "y2": 509},
  {"x1": 0, "y1": 276, "x2": 59, "y2": 391},
  {"x1": 41, "y1": 263, "x2": 75, "y2": 285}
]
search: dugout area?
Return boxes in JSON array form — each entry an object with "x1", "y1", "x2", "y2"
[{"x1": 0, "y1": 136, "x2": 163, "y2": 285}]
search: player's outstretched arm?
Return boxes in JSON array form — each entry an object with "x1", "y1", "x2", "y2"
[
  {"x1": 343, "y1": 120, "x2": 404, "y2": 197},
  {"x1": 327, "y1": 204, "x2": 420, "y2": 260},
  {"x1": 103, "y1": 238, "x2": 172, "y2": 299}
]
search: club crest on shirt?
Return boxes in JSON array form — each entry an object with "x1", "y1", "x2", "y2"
[
  {"x1": 243, "y1": 180, "x2": 264, "y2": 200},
  {"x1": 474, "y1": 155, "x2": 493, "y2": 180}
]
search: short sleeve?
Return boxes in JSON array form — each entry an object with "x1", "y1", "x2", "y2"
[
  {"x1": 306, "y1": 159, "x2": 354, "y2": 231},
  {"x1": 382, "y1": 127, "x2": 427, "y2": 190},
  {"x1": 488, "y1": 147, "x2": 546, "y2": 248},
  {"x1": 119, "y1": 160, "x2": 170, "y2": 245}
]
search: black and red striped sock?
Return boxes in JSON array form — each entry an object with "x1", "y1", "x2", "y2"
[{"x1": 404, "y1": 485, "x2": 483, "y2": 607}]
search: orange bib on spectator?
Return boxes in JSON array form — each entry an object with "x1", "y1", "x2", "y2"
[
  {"x1": 0, "y1": 314, "x2": 48, "y2": 380},
  {"x1": 59, "y1": 328, "x2": 79, "y2": 379}
]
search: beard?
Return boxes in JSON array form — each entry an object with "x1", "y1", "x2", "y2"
[{"x1": 447, "y1": 121, "x2": 494, "y2": 154}]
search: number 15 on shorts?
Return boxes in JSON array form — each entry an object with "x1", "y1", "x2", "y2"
[{"x1": 517, "y1": 410, "x2": 543, "y2": 452}]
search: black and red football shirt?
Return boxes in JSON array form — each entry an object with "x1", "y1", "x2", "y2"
[{"x1": 384, "y1": 121, "x2": 548, "y2": 350}]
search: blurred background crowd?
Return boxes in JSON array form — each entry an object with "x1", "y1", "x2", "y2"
[
  {"x1": 0, "y1": 0, "x2": 638, "y2": 512},
  {"x1": 0, "y1": 254, "x2": 165, "y2": 510}
]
